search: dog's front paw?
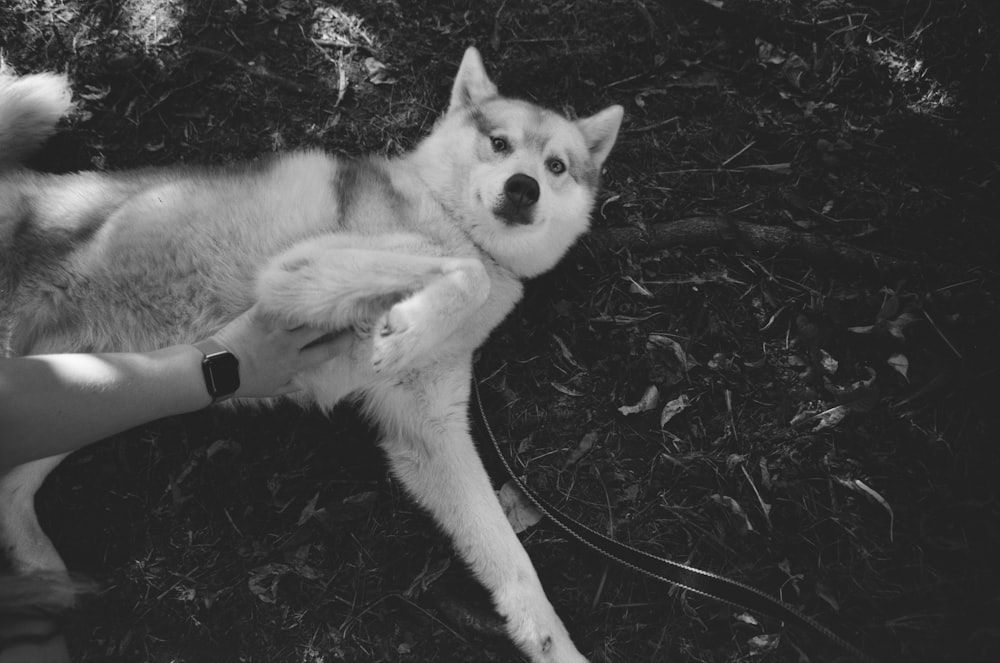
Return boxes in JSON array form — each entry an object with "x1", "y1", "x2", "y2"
[{"x1": 371, "y1": 301, "x2": 426, "y2": 374}]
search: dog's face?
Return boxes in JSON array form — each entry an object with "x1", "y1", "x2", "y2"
[{"x1": 417, "y1": 48, "x2": 623, "y2": 278}]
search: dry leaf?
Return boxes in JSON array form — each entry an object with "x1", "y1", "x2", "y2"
[
  {"x1": 498, "y1": 482, "x2": 542, "y2": 534},
  {"x1": 248, "y1": 564, "x2": 291, "y2": 604},
  {"x1": 887, "y1": 353, "x2": 909, "y2": 380},
  {"x1": 812, "y1": 404, "x2": 848, "y2": 431},
  {"x1": 563, "y1": 432, "x2": 598, "y2": 469},
  {"x1": 748, "y1": 634, "x2": 780, "y2": 652},
  {"x1": 854, "y1": 479, "x2": 895, "y2": 542},
  {"x1": 618, "y1": 384, "x2": 660, "y2": 416},
  {"x1": 296, "y1": 491, "x2": 321, "y2": 526},
  {"x1": 552, "y1": 382, "x2": 584, "y2": 397},
  {"x1": 711, "y1": 494, "x2": 754, "y2": 533},
  {"x1": 625, "y1": 276, "x2": 654, "y2": 298},
  {"x1": 820, "y1": 349, "x2": 839, "y2": 375},
  {"x1": 647, "y1": 334, "x2": 696, "y2": 370},
  {"x1": 364, "y1": 57, "x2": 397, "y2": 85},
  {"x1": 660, "y1": 394, "x2": 690, "y2": 427},
  {"x1": 552, "y1": 333, "x2": 584, "y2": 370}
]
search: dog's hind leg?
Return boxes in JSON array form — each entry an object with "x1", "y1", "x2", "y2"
[
  {"x1": 0, "y1": 455, "x2": 69, "y2": 575},
  {"x1": 367, "y1": 363, "x2": 587, "y2": 663}
]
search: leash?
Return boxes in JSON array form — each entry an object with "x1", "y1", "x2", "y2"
[{"x1": 471, "y1": 376, "x2": 878, "y2": 662}]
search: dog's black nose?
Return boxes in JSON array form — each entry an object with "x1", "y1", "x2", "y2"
[{"x1": 504, "y1": 174, "x2": 539, "y2": 208}]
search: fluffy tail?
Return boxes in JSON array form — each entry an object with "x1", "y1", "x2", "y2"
[{"x1": 0, "y1": 69, "x2": 73, "y2": 169}]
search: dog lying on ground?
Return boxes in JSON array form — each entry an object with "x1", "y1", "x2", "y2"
[{"x1": 0, "y1": 47, "x2": 622, "y2": 662}]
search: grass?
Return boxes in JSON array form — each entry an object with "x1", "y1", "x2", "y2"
[{"x1": 2, "y1": 0, "x2": 999, "y2": 661}]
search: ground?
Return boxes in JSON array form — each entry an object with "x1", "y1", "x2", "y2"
[{"x1": 2, "y1": 0, "x2": 999, "y2": 661}]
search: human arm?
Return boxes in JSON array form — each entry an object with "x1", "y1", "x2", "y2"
[{"x1": 0, "y1": 305, "x2": 350, "y2": 472}]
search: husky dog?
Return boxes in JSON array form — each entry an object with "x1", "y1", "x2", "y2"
[{"x1": 0, "y1": 48, "x2": 622, "y2": 662}]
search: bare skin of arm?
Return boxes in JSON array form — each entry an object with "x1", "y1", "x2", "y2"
[{"x1": 0, "y1": 305, "x2": 351, "y2": 472}]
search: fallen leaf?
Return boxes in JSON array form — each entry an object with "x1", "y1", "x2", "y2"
[
  {"x1": 563, "y1": 432, "x2": 599, "y2": 469},
  {"x1": 618, "y1": 384, "x2": 660, "y2": 416},
  {"x1": 748, "y1": 634, "x2": 780, "y2": 652},
  {"x1": 737, "y1": 162, "x2": 792, "y2": 176},
  {"x1": 887, "y1": 353, "x2": 909, "y2": 380},
  {"x1": 660, "y1": 394, "x2": 690, "y2": 427},
  {"x1": 711, "y1": 494, "x2": 754, "y2": 533},
  {"x1": 877, "y1": 294, "x2": 901, "y2": 321},
  {"x1": 625, "y1": 275, "x2": 654, "y2": 298},
  {"x1": 552, "y1": 382, "x2": 584, "y2": 397},
  {"x1": 854, "y1": 479, "x2": 895, "y2": 542},
  {"x1": 498, "y1": 482, "x2": 542, "y2": 533},
  {"x1": 886, "y1": 312, "x2": 919, "y2": 339},
  {"x1": 816, "y1": 582, "x2": 840, "y2": 613},
  {"x1": 820, "y1": 349, "x2": 839, "y2": 375},
  {"x1": 647, "y1": 334, "x2": 696, "y2": 370},
  {"x1": 552, "y1": 333, "x2": 584, "y2": 370},
  {"x1": 756, "y1": 39, "x2": 787, "y2": 65},
  {"x1": 206, "y1": 438, "x2": 241, "y2": 460},
  {"x1": 812, "y1": 404, "x2": 848, "y2": 431},
  {"x1": 296, "y1": 492, "x2": 321, "y2": 526},
  {"x1": 342, "y1": 490, "x2": 378, "y2": 510},
  {"x1": 248, "y1": 564, "x2": 291, "y2": 604},
  {"x1": 364, "y1": 57, "x2": 397, "y2": 85}
]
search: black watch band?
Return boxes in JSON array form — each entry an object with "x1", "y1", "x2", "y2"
[{"x1": 192, "y1": 338, "x2": 240, "y2": 403}]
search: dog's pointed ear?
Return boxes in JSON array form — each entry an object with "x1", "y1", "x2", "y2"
[
  {"x1": 449, "y1": 47, "x2": 498, "y2": 112},
  {"x1": 576, "y1": 105, "x2": 624, "y2": 168}
]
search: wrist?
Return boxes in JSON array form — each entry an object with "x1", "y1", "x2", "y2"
[
  {"x1": 191, "y1": 338, "x2": 241, "y2": 403},
  {"x1": 147, "y1": 344, "x2": 215, "y2": 412}
]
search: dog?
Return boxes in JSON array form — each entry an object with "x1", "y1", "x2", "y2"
[{"x1": 0, "y1": 48, "x2": 622, "y2": 662}]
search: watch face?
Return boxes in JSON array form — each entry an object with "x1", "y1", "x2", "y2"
[{"x1": 204, "y1": 352, "x2": 240, "y2": 398}]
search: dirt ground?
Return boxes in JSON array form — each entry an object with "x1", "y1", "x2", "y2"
[{"x1": 2, "y1": 0, "x2": 999, "y2": 661}]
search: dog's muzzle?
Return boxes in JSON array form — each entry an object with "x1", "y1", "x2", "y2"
[{"x1": 495, "y1": 174, "x2": 539, "y2": 225}]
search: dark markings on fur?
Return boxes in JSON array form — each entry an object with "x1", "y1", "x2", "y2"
[
  {"x1": 0, "y1": 196, "x2": 95, "y2": 355},
  {"x1": 0, "y1": 205, "x2": 36, "y2": 298},
  {"x1": 469, "y1": 107, "x2": 496, "y2": 138},
  {"x1": 68, "y1": 208, "x2": 107, "y2": 245},
  {"x1": 567, "y1": 146, "x2": 599, "y2": 189},
  {"x1": 332, "y1": 158, "x2": 407, "y2": 230}
]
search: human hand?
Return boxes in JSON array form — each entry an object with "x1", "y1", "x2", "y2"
[{"x1": 208, "y1": 304, "x2": 352, "y2": 398}]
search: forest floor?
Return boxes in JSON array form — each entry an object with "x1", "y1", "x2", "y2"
[{"x1": 2, "y1": 0, "x2": 999, "y2": 661}]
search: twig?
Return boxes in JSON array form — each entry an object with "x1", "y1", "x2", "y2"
[
  {"x1": 624, "y1": 116, "x2": 680, "y2": 134},
  {"x1": 311, "y1": 37, "x2": 373, "y2": 53},
  {"x1": 923, "y1": 309, "x2": 963, "y2": 359},
  {"x1": 720, "y1": 140, "x2": 756, "y2": 167}
]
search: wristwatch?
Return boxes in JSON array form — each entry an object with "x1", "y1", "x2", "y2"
[{"x1": 192, "y1": 338, "x2": 241, "y2": 403}]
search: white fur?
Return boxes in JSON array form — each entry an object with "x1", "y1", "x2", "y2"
[
  {"x1": 0, "y1": 48, "x2": 623, "y2": 663},
  {"x1": 0, "y1": 70, "x2": 73, "y2": 168}
]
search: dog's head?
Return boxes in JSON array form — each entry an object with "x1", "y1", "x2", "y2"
[{"x1": 415, "y1": 47, "x2": 623, "y2": 278}]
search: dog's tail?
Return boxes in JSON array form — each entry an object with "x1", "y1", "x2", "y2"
[{"x1": 0, "y1": 68, "x2": 73, "y2": 169}]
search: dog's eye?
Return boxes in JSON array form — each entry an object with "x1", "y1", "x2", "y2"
[
  {"x1": 547, "y1": 158, "x2": 566, "y2": 175},
  {"x1": 490, "y1": 136, "x2": 509, "y2": 153}
]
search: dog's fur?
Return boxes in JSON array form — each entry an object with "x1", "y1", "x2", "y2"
[{"x1": 0, "y1": 49, "x2": 622, "y2": 662}]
